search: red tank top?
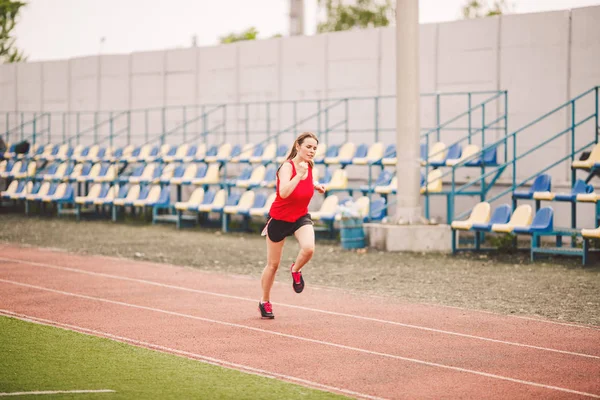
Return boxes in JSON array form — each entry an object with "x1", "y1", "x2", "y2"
[{"x1": 269, "y1": 160, "x2": 314, "y2": 222}]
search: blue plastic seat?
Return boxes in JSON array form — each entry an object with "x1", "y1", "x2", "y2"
[
  {"x1": 466, "y1": 146, "x2": 498, "y2": 166},
  {"x1": 360, "y1": 169, "x2": 393, "y2": 192},
  {"x1": 353, "y1": 144, "x2": 368, "y2": 160},
  {"x1": 240, "y1": 192, "x2": 267, "y2": 216},
  {"x1": 513, "y1": 174, "x2": 551, "y2": 200},
  {"x1": 276, "y1": 144, "x2": 288, "y2": 158},
  {"x1": 431, "y1": 143, "x2": 461, "y2": 167},
  {"x1": 214, "y1": 191, "x2": 241, "y2": 212},
  {"x1": 229, "y1": 144, "x2": 242, "y2": 159},
  {"x1": 554, "y1": 179, "x2": 594, "y2": 201},
  {"x1": 383, "y1": 144, "x2": 396, "y2": 159},
  {"x1": 513, "y1": 207, "x2": 553, "y2": 234},
  {"x1": 316, "y1": 145, "x2": 339, "y2": 163},
  {"x1": 198, "y1": 189, "x2": 216, "y2": 209},
  {"x1": 471, "y1": 204, "x2": 511, "y2": 231},
  {"x1": 369, "y1": 198, "x2": 386, "y2": 221},
  {"x1": 262, "y1": 165, "x2": 277, "y2": 187}
]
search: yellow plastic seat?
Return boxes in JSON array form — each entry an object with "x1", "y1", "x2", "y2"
[
  {"x1": 446, "y1": 144, "x2": 480, "y2": 167},
  {"x1": 198, "y1": 189, "x2": 226, "y2": 213},
  {"x1": 192, "y1": 163, "x2": 220, "y2": 185},
  {"x1": 224, "y1": 190, "x2": 255, "y2": 214},
  {"x1": 572, "y1": 143, "x2": 600, "y2": 170},
  {"x1": 353, "y1": 142, "x2": 384, "y2": 165},
  {"x1": 422, "y1": 142, "x2": 447, "y2": 166},
  {"x1": 310, "y1": 195, "x2": 339, "y2": 221},
  {"x1": 451, "y1": 202, "x2": 491, "y2": 230},
  {"x1": 237, "y1": 165, "x2": 266, "y2": 188},
  {"x1": 325, "y1": 142, "x2": 356, "y2": 165},
  {"x1": 76, "y1": 183, "x2": 102, "y2": 204},
  {"x1": 420, "y1": 169, "x2": 443, "y2": 194},
  {"x1": 581, "y1": 226, "x2": 600, "y2": 239},
  {"x1": 113, "y1": 185, "x2": 140, "y2": 207},
  {"x1": 375, "y1": 176, "x2": 397, "y2": 195},
  {"x1": 249, "y1": 193, "x2": 277, "y2": 217},
  {"x1": 175, "y1": 187, "x2": 205, "y2": 211},
  {"x1": 324, "y1": 169, "x2": 348, "y2": 191},
  {"x1": 491, "y1": 205, "x2": 533, "y2": 233}
]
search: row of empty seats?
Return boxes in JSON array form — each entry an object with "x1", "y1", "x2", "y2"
[{"x1": 2, "y1": 140, "x2": 499, "y2": 168}]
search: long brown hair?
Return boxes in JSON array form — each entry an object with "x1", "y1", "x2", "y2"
[
  {"x1": 287, "y1": 132, "x2": 318, "y2": 167},
  {"x1": 276, "y1": 132, "x2": 319, "y2": 176}
]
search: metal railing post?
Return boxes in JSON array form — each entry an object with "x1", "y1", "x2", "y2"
[
  {"x1": 436, "y1": 93, "x2": 441, "y2": 142},
  {"x1": 467, "y1": 93, "x2": 472, "y2": 144}
]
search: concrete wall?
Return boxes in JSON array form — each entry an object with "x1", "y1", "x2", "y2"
[{"x1": 1, "y1": 6, "x2": 599, "y2": 188}]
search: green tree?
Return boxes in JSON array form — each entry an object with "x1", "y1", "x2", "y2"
[
  {"x1": 219, "y1": 27, "x2": 259, "y2": 44},
  {"x1": 461, "y1": 0, "x2": 513, "y2": 19},
  {"x1": 317, "y1": 0, "x2": 393, "y2": 33},
  {"x1": 0, "y1": 0, "x2": 27, "y2": 63}
]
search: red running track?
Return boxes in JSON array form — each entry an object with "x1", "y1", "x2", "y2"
[{"x1": 0, "y1": 244, "x2": 599, "y2": 399}]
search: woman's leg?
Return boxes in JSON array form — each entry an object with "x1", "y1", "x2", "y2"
[
  {"x1": 292, "y1": 224, "x2": 315, "y2": 272},
  {"x1": 261, "y1": 236, "x2": 285, "y2": 302}
]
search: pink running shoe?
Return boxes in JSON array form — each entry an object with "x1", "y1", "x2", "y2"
[
  {"x1": 258, "y1": 301, "x2": 274, "y2": 319},
  {"x1": 290, "y1": 263, "x2": 304, "y2": 293}
]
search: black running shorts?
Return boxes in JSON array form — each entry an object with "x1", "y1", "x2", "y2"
[{"x1": 266, "y1": 214, "x2": 313, "y2": 243}]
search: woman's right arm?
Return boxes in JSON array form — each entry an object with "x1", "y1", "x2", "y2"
[{"x1": 278, "y1": 163, "x2": 302, "y2": 199}]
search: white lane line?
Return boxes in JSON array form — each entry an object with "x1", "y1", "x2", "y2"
[
  {"x1": 2, "y1": 250, "x2": 599, "y2": 332},
  {"x1": 1, "y1": 279, "x2": 599, "y2": 399},
  {"x1": 0, "y1": 310, "x2": 386, "y2": 400},
  {"x1": 1, "y1": 256, "x2": 597, "y2": 360},
  {"x1": 0, "y1": 390, "x2": 114, "y2": 396}
]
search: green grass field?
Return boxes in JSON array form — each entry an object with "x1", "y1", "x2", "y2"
[{"x1": 0, "y1": 316, "x2": 347, "y2": 399}]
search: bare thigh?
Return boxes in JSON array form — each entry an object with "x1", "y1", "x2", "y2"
[
  {"x1": 294, "y1": 224, "x2": 315, "y2": 251},
  {"x1": 266, "y1": 235, "x2": 285, "y2": 268}
]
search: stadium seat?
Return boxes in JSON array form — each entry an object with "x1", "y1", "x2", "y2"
[
  {"x1": 491, "y1": 204, "x2": 534, "y2": 233},
  {"x1": 381, "y1": 145, "x2": 397, "y2": 166},
  {"x1": 581, "y1": 225, "x2": 600, "y2": 239},
  {"x1": 191, "y1": 163, "x2": 220, "y2": 185},
  {"x1": 451, "y1": 202, "x2": 491, "y2": 230},
  {"x1": 239, "y1": 192, "x2": 267, "y2": 217},
  {"x1": 351, "y1": 144, "x2": 369, "y2": 164},
  {"x1": 466, "y1": 146, "x2": 497, "y2": 166},
  {"x1": 513, "y1": 207, "x2": 553, "y2": 234},
  {"x1": 310, "y1": 195, "x2": 339, "y2": 220},
  {"x1": 249, "y1": 192, "x2": 276, "y2": 217},
  {"x1": 375, "y1": 176, "x2": 397, "y2": 195},
  {"x1": 237, "y1": 165, "x2": 266, "y2": 189},
  {"x1": 446, "y1": 144, "x2": 480, "y2": 167},
  {"x1": 533, "y1": 179, "x2": 593, "y2": 202},
  {"x1": 198, "y1": 189, "x2": 226, "y2": 213},
  {"x1": 175, "y1": 187, "x2": 205, "y2": 211},
  {"x1": 75, "y1": 183, "x2": 106, "y2": 205},
  {"x1": 163, "y1": 144, "x2": 189, "y2": 163},
  {"x1": 420, "y1": 169, "x2": 443, "y2": 194},
  {"x1": 323, "y1": 169, "x2": 348, "y2": 192},
  {"x1": 513, "y1": 174, "x2": 551, "y2": 200},
  {"x1": 423, "y1": 142, "x2": 447, "y2": 166},
  {"x1": 224, "y1": 190, "x2": 255, "y2": 214},
  {"x1": 572, "y1": 143, "x2": 600, "y2": 170},
  {"x1": 315, "y1": 144, "x2": 338, "y2": 164},
  {"x1": 325, "y1": 142, "x2": 356, "y2": 165},
  {"x1": 360, "y1": 169, "x2": 393, "y2": 193}
]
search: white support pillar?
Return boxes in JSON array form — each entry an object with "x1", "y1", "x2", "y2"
[{"x1": 395, "y1": 0, "x2": 422, "y2": 224}]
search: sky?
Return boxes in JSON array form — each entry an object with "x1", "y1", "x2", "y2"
[{"x1": 13, "y1": 0, "x2": 600, "y2": 61}]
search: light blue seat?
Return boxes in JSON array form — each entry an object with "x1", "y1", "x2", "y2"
[
  {"x1": 513, "y1": 174, "x2": 551, "y2": 200},
  {"x1": 239, "y1": 192, "x2": 267, "y2": 217},
  {"x1": 471, "y1": 204, "x2": 511, "y2": 232},
  {"x1": 431, "y1": 143, "x2": 461, "y2": 167},
  {"x1": 554, "y1": 179, "x2": 594, "y2": 202},
  {"x1": 360, "y1": 169, "x2": 393, "y2": 193},
  {"x1": 513, "y1": 207, "x2": 554, "y2": 234}
]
